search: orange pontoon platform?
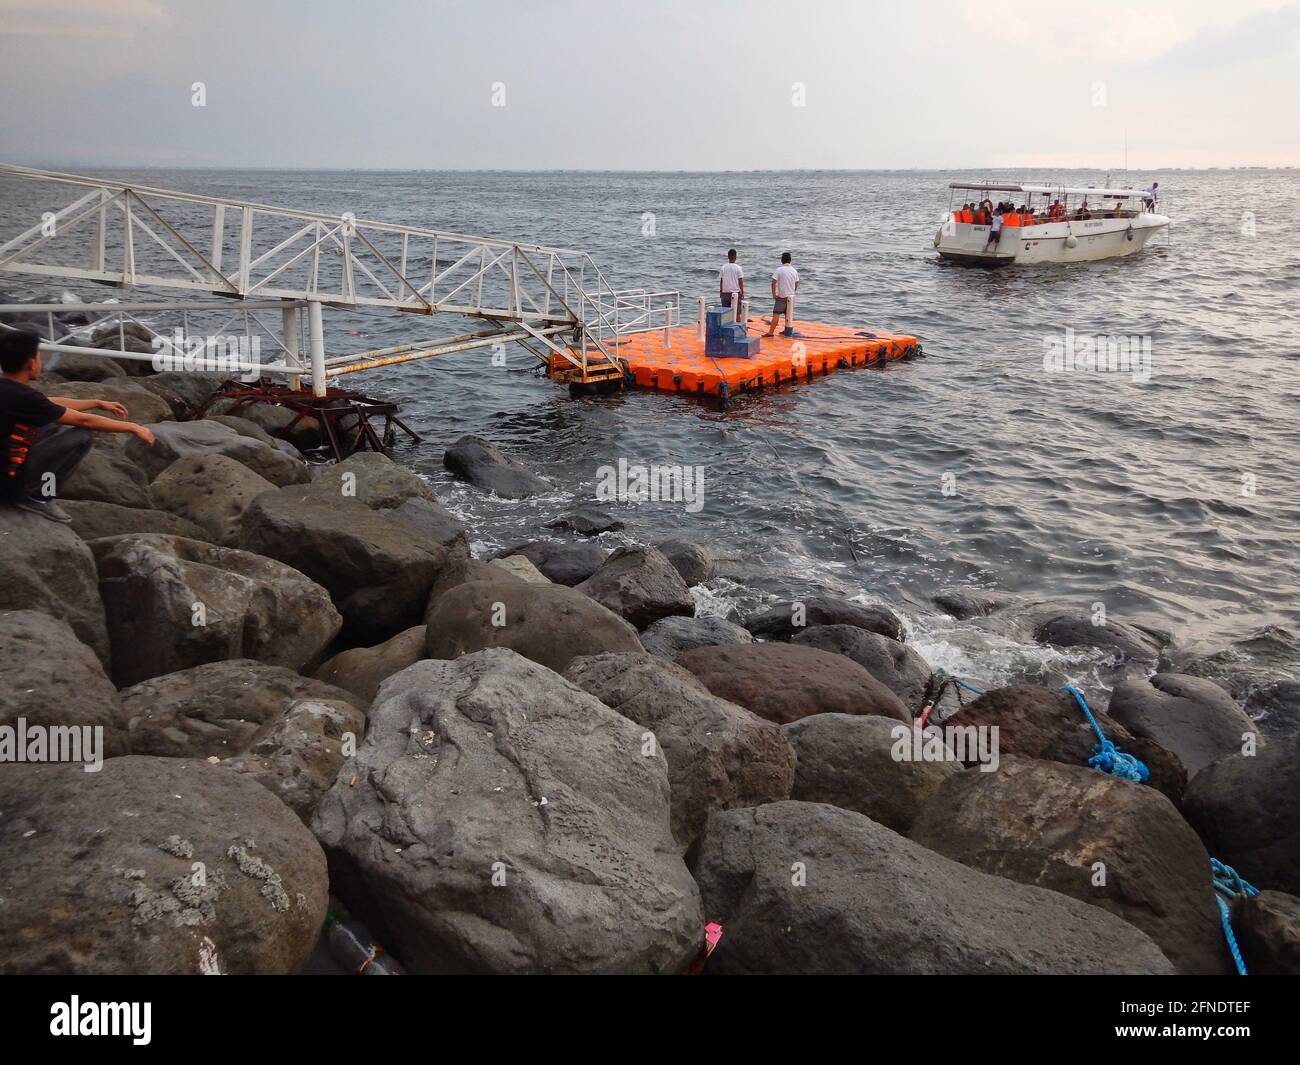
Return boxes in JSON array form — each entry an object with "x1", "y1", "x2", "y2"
[{"x1": 549, "y1": 317, "x2": 921, "y2": 399}]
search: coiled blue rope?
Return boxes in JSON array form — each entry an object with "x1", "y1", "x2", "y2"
[
  {"x1": 1211, "y1": 859, "x2": 1259, "y2": 976},
  {"x1": 1059, "y1": 684, "x2": 1150, "y2": 783}
]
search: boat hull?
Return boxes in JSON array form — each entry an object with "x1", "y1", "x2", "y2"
[{"x1": 934, "y1": 214, "x2": 1169, "y2": 265}]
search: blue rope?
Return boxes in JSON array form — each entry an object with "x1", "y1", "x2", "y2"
[
  {"x1": 1059, "y1": 684, "x2": 1149, "y2": 783},
  {"x1": 1211, "y1": 859, "x2": 1259, "y2": 976},
  {"x1": 951, "y1": 677, "x2": 985, "y2": 696}
]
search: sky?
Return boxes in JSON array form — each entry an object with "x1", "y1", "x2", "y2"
[{"x1": 1, "y1": 0, "x2": 1298, "y2": 170}]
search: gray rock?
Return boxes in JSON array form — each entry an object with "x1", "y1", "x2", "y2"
[
  {"x1": 1107, "y1": 673, "x2": 1260, "y2": 779},
  {"x1": 103, "y1": 375, "x2": 189, "y2": 420},
  {"x1": 312, "y1": 451, "x2": 435, "y2": 510},
  {"x1": 44, "y1": 349, "x2": 126, "y2": 382},
  {"x1": 932, "y1": 589, "x2": 1010, "y2": 620},
  {"x1": 425, "y1": 580, "x2": 642, "y2": 674},
  {"x1": 63, "y1": 499, "x2": 210, "y2": 543},
  {"x1": 576, "y1": 544, "x2": 694, "y2": 629},
  {"x1": 206, "y1": 396, "x2": 322, "y2": 451},
  {"x1": 0, "y1": 610, "x2": 127, "y2": 757},
  {"x1": 34, "y1": 380, "x2": 170, "y2": 424},
  {"x1": 655, "y1": 538, "x2": 715, "y2": 586},
  {"x1": 125, "y1": 420, "x2": 310, "y2": 487},
  {"x1": 910, "y1": 756, "x2": 1229, "y2": 974},
  {"x1": 1035, "y1": 614, "x2": 1163, "y2": 662},
  {"x1": 205, "y1": 413, "x2": 279, "y2": 448},
  {"x1": 120, "y1": 660, "x2": 366, "y2": 823},
  {"x1": 0, "y1": 756, "x2": 328, "y2": 974},
  {"x1": 545, "y1": 505, "x2": 623, "y2": 535},
  {"x1": 443, "y1": 434, "x2": 552, "y2": 498},
  {"x1": 312, "y1": 649, "x2": 702, "y2": 973},
  {"x1": 93, "y1": 533, "x2": 341, "y2": 687},
  {"x1": 425, "y1": 552, "x2": 523, "y2": 610},
  {"x1": 149, "y1": 453, "x2": 277, "y2": 546},
  {"x1": 692, "y1": 801, "x2": 1174, "y2": 974},
  {"x1": 1183, "y1": 734, "x2": 1299, "y2": 896},
  {"x1": 1236, "y1": 891, "x2": 1300, "y2": 975},
  {"x1": 564, "y1": 652, "x2": 795, "y2": 853},
  {"x1": 488, "y1": 555, "x2": 550, "y2": 583},
  {"x1": 312, "y1": 625, "x2": 428, "y2": 704},
  {"x1": 57, "y1": 433, "x2": 151, "y2": 509},
  {"x1": 745, "y1": 596, "x2": 904, "y2": 642},
  {"x1": 490, "y1": 539, "x2": 608, "y2": 586},
  {"x1": 677, "y1": 642, "x2": 910, "y2": 725},
  {"x1": 148, "y1": 371, "x2": 228, "y2": 411},
  {"x1": 240, "y1": 485, "x2": 448, "y2": 645},
  {"x1": 639, "y1": 614, "x2": 753, "y2": 660},
  {"x1": 0, "y1": 507, "x2": 110, "y2": 667},
  {"x1": 792, "y1": 624, "x2": 931, "y2": 709},
  {"x1": 378, "y1": 496, "x2": 469, "y2": 557},
  {"x1": 784, "y1": 713, "x2": 959, "y2": 833}
]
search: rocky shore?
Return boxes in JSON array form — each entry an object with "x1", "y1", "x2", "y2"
[{"x1": 0, "y1": 317, "x2": 1296, "y2": 975}]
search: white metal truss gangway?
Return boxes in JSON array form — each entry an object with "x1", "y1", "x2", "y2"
[{"x1": 0, "y1": 163, "x2": 686, "y2": 394}]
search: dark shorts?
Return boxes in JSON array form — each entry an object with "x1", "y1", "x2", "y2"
[
  {"x1": 720, "y1": 292, "x2": 735, "y2": 307},
  {"x1": 772, "y1": 297, "x2": 789, "y2": 315}
]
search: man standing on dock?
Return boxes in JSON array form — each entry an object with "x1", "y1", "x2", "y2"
[
  {"x1": 766, "y1": 252, "x2": 799, "y2": 338},
  {"x1": 719, "y1": 249, "x2": 744, "y2": 317}
]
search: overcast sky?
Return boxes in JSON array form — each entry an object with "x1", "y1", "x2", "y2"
[{"x1": 2, "y1": 0, "x2": 1298, "y2": 170}]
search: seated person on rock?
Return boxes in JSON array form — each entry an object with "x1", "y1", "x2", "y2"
[{"x1": 0, "y1": 327, "x2": 155, "y2": 523}]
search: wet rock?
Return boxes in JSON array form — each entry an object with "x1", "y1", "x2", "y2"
[
  {"x1": 121, "y1": 660, "x2": 366, "y2": 823},
  {"x1": 654, "y1": 538, "x2": 715, "y2": 586},
  {"x1": 1035, "y1": 614, "x2": 1163, "y2": 662},
  {"x1": 93, "y1": 533, "x2": 341, "y2": 687},
  {"x1": 691, "y1": 801, "x2": 1173, "y2": 974},
  {"x1": 910, "y1": 756, "x2": 1229, "y2": 974},
  {"x1": 126, "y1": 420, "x2": 310, "y2": 487},
  {"x1": 1107, "y1": 673, "x2": 1260, "y2": 779},
  {"x1": 1183, "y1": 734, "x2": 1299, "y2": 895},
  {"x1": 63, "y1": 499, "x2": 210, "y2": 543},
  {"x1": 443, "y1": 435, "x2": 551, "y2": 498},
  {"x1": 1236, "y1": 891, "x2": 1300, "y2": 975},
  {"x1": 0, "y1": 507, "x2": 110, "y2": 667},
  {"x1": 0, "y1": 756, "x2": 328, "y2": 974},
  {"x1": 0, "y1": 610, "x2": 128, "y2": 758},
  {"x1": 564, "y1": 652, "x2": 795, "y2": 853},
  {"x1": 312, "y1": 625, "x2": 428, "y2": 704},
  {"x1": 545, "y1": 505, "x2": 623, "y2": 536},
  {"x1": 488, "y1": 555, "x2": 550, "y2": 583},
  {"x1": 312, "y1": 649, "x2": 702, "y2": 973},
  {"x1": 378, "y1": 496, "x2": 469, "y2": 557},
  {"x1": 745, "y1": 595, "x2": 904, "y2": 642},
  {"x1": 576, "y1": 545, "x2": 694, "y2": 629},
  {"x1": 311, "y1": 451, "x2": 435, "y2": 510},
  {"x1": 57, "y1": 433, "x2": 151, "y2": 509},
  {"x1": 639, "y1": 614, "x2": 753, "y2": 660},
  {"x1": 792, "y1": 624, "x2": 931, "y2": 709},
  {"x1": 149, "y1": 454, "x2": 277, "y2": 546},
  {"x1": 491, "y1": 539, "x2": 608, "y2": 586},
  {"x1": 425, "y1": 580, "x2": 642, "y2": 673},
  {"x1": 932, "y1": 589, "x2": 1010, "y2": 620},
  {"x1": 784, "y1": 714, "x2": 959, "y2": 833},
  {"x1": 241, "y1": 485, "x2": 447, "y2": 645},
  {"x1": 34, "y1": 379, "x2": 170, "y2": 424},
  {"x1": 677, "y1": 642, "x2": 910, "y2": 724}
]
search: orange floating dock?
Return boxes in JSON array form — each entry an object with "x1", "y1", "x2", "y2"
[{"x1": 549, "y1": 317, "x2": 921, "y2": 399}]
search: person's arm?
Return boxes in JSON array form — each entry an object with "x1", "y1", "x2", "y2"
[
  {"x1": 57, "y1": 407, "x2": 154, "y2": 445},
  {"x1": 48, "y1": 396, "x2": 129, "y2": 418},
  {"x1": 770, "y1": 277, "x2": 777, "y2": 298}
]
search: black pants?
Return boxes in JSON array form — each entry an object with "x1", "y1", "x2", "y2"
[{"x1": 23, "y1": 423, "x2": 91, "y2": 499}]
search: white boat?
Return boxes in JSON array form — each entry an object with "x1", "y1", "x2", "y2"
[{"x1": 933, "y1": 181, "x2": 1169, "y2": 265}]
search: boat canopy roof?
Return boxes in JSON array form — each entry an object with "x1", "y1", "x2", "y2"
[{"x1": 947, "y1": 181, "x2": 1148, "y2": 198}]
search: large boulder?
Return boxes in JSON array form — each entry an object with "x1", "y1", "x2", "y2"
[
  {"x1": 654, "y1": 538, "x2": 715, "y2": 586},
  {"x1": 575, "y1": 545, "x2": 694, "y2": 629},
  {"x1": 206, "y1": 396, "x2": 322, "y2": 451},
  {"x1": 425, "y1": 552, "x2": 524, "y2": 609},
  {"x1": 563, "y1": 652, "x2": 795, "y2": 853},
  {"x1": 312, "y1": 649, "x2": 702, "y2": 974},
  {"x1": 57, "y1": 433, "x2": 151, "y2": 509},
  {"x1": 378, "y1": 497, "x2": 469, "y2": 557},
  {"x1": 784, "y1": 714, "x2": 960, "y2": 833},
  {"x1": 147, "y1": 371, "x2": 228, "y2": 411},
  {"x1": 149, "y1": 454, "x2": 277, "y2": 546},
  {"x1": 0, "y1": 756, "x2": 328, "y2": 974},
  {"x1": 34, "y1": 379, "x2": 170, "y2": 424},
  {"x1": 93, "y1": 533, "x2": 341, "y2": 687},
  {"x1": 125, "y1": 420, "x2": 310, "y2": 487},
  {"x1": 745, "y1": 595, "x2": 904, "y2": 642},
  {"x1": 792, "y1": 624, "x2": 932, "y2": 709},
  {"x1": 204, "y1": 413, "x2": 280, "y2": 449},
  {"x1": 443, "y1": 435, "x2": 552, "y2": 498},
  {"x1": 312, "y1": 625, "x2": 428, "y2": 704},
  {"x1": 677, "y1": 642, "x2": 910, "y2": 725},
  {"x1": 240, "y1": 485, "x2": 448, "y2": 645},
  {"x1": 63, "y1": 499, "x2": 209, "y2": 543},
  {"x1": 910, "y1": 757, "x2": 1228, "y2": 974},
  {"x1": 1183, "y1": 734, "x2": 1299, "y2": 896},
  {"x1": 488, "y1": 555, "x2": 550, "y2": 583},
  {"x1": 1107, "y1": 673, "x2": 1260, "y2": 780},
  {"x1": 1236, "y1": 891, "x2": 1300, "y2": 975},
  {"x1": 312, "y1": 452, "x2": 435, "y2": 511},
  {"x1": 44, "y1": 349, "x2": 126, "y2": 382},
  {"x1": 1035, "y1": 614, "x2": 1163, "y2": 663},
  {"x1": 938, "y1": 684, "x2": 1187, "y2": 804},
  {"x1": 424, "y1": 580, "x2": 642, "y2": 674},
  {"x1": 490, "y1": 539, "x2": 608, "y2": 586},
  {"x1": 0, "y1": 610, "x2": 128, "y2": 758},
  {"x1": 692, "y1": 801, "x2": 1173, "y2": 974},
  {"x1": 120, "y1": 660, "x2": 366, "y2": 823},
  {"x1": 103, "y1": 375, "x2": 189, "y2": 419},
  {"x1": 0, "y1": 507, "x2": 110, "y2": 667},
  {"x1": 639, "y1": 614, "x2": 753, "y2": 660}
]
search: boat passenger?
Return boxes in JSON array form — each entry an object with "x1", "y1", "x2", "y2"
[
  {"x1": 719, "y1": 249, "x2": 744, "y2": 312},
  {"x1": 765, "y1": 252, "x2": 799, "y2": 338},
  {"x1": 1143, "y1": 182, "x2": 1159, "y2": 212},
  {"x1": 986, "y1": 210, "x2": 1004, "y2": 249}
]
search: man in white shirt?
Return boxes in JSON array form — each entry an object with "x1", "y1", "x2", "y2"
[
  {"x1": 1143, "y1": 181, "x2": 1159, "y2": 213},
  {"x1": 719, "y1": 249, "x2": 744, "y2": 314},
  {"x1": 766, "y1": 252, "x2": 799, "y2": 337}
]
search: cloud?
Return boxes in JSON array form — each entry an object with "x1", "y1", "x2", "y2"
[
  {"x1": 0, "y1": 0, "x2": 170, "y2": 39},
  {"x1": 1135, "y1": 2, "x2": 1300, "y2": 70}
]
